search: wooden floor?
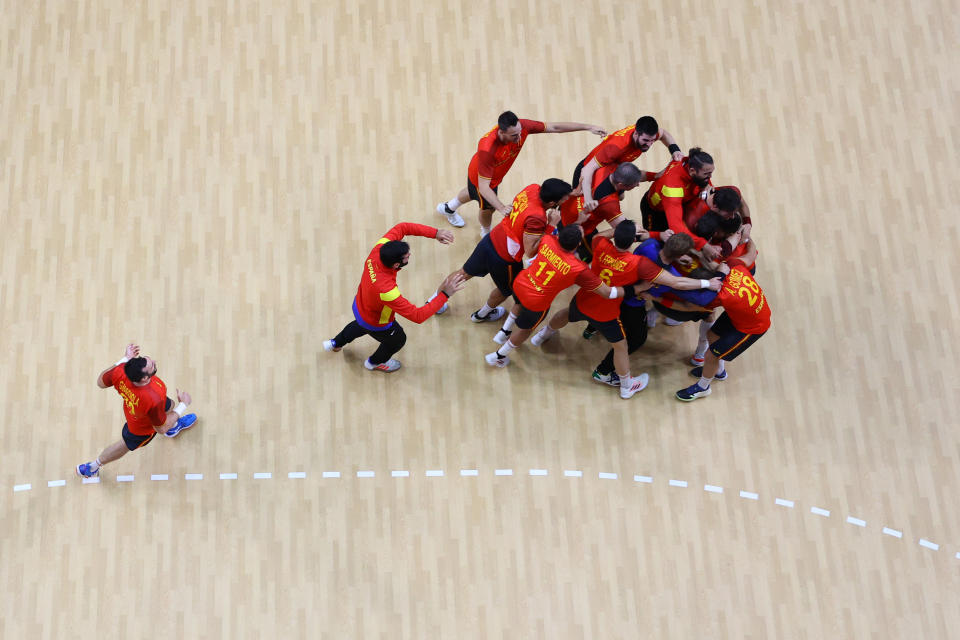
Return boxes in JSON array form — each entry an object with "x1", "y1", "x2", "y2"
[{"x1": 2, "y1": 1, "x2": 959, "y2": 637}]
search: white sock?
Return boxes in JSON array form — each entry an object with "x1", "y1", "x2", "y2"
[
  {"x1": 480, "y1": 226, "x2": 491, "y2": 236},
  {"x1": 716, "y1": 360, "x2": 726, "y2": 375},
  {"x1": 501, "y1": 312, "x2": 518, "y2": 332},
  {"x1": 537, "y1": 326, "x2": 556, "y2": 340},
  {"x1": 477, "y1": 303, "x2": 494, "y2": 317},
  {"x1": 698, "y1": 377, "x2": 713, "y2": 389},
  {"x1": 619, "y1": 372, "x2": 632, "y2": 388},
  {"x1": 91, "y1": 458, "x2": 102, "y2": 471},
  {"x1": 445, "y1": 197, "x2": 462, "y2": 211},
  {"x1": 497, "y1": 340, "x2": 517, "y2": 357}
]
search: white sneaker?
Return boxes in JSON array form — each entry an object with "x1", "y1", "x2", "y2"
[
  {"x1": 530, "y1": 328, "x2": 553, "y2": 347},
  {"x1": 437, "y1": 203, "x2": 465, "y2": 227},
  {"x1": 364, "y1": 358, "x2": 402, "y2": 372},
  {"x1": 484, "y1": 351, "x2": 510, "y2": 367},
  {"x1": 493, "y1": 329, "x2": 512, "y2": 345},
  {"x1": 435, "y1": 302, "x2": 449, "y2": 315},
  {"x1": 323, "y1": 339, "x2": 341, "y2": 352},
  {"x1": 620, "y1": 373, "x2": 650, "y2": 399},
  {"x1": 665, "y1": 317, "x2": 683, "y2": 326},
  {"x1": 470, "y1": 307, "x2": 505, "y2": 323}
]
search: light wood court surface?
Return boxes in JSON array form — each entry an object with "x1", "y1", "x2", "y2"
[{"x1": 1, "y1": 1, "x2": 959, "y2": 637}]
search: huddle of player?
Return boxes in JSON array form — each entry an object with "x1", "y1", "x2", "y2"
[{"x1": 327, "y1": 111, "x2": 771, "y2": 402}]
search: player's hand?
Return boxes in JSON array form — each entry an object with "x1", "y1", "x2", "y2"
[
  {"x1": 545, "y1": 207, "x2": 561, "y2": 227},
  {"x1": 177, "y1": 389, "x2": 192, "y2": 405},
  {"x1": 436, "y1": 230, "x2": 455, "y2": 244},
  {"x1": 740, "y1": 223, "x2": 752, "y2": 243},
  {"x1": 588, "y1": 125, "x2": 607, "y2": 137},
  {"x1": 439, "y1": 272, "x2": 467, "y2": 297},
  {"x1": 672, "y1": 150, "x2": 684, "y2": 162},
  {"x1": 574, "y1": 211, "x2": 590, "y2": 225},
  {"x1": 659, "y1": 229, "x2": 674, "y2": 241},
  {"x1": 635, "y1": 229, "x2": 650, "y2": 242},
  {"x1": 717, "y1": 263, "x2": 731, "y2": 276},
  {"x1": 707, "y1": 277, "x2": 723, "y2": 291},
  {"x1": 124, "y1": 344, "x2": 140, "y2": 359},
  {"x1": 583, "y1": 198, "x2": 599, "y2": 212},
  {"x1": 701, "y1": 243, "x2": 722, "y2": 262}
]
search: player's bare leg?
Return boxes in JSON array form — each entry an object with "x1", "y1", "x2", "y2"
[
  {"x1": 531, "y1": 308, "x2": 568, "y2": 346},
  {"x1": 437, "y1": 187, "x2": 470, "y2": 227},
  {"x1": 677, "y1": 329, "x2": 721, "y2": 401},
  {"x1": 97, "y1": 440, "x2": 130, "y2": 466},
  {"x1": 478, "y1": 207, "x2": 495, "y2": 234}
]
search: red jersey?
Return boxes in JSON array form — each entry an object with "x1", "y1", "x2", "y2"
[
  {"x1": 644, "y1": 158, "x2": 712, "y2": 248},
  {"x1": 513, "y1": 234, "x2": 602, "y2": 311},
  {"x1": 712, "y1": 260, "x2": 771, "y2": 334},
  {"x1": 580, "y1": 124, "x2": 660, "y2": 168},
  {"x1": 352, "y1": 222, "x2": 447, "y2": 330},
  {"x1": 468, "y1": 119, "x2": 546, "y2": 188},
  {"x1": 575, "y1": 236, "x2": 650, "y2": 321},
  {"x1": 490, "y1": 184, "x2": 552, "y2": 262},
  {"x1": 683, "y1": 185, "x2": 742, "y2": 236},
  {"x1": 560, "y1": 163, "x2": 622, "y2": 235},
  {"x1": 104, "y1": 365, "x2": 168, "y2": 436}
]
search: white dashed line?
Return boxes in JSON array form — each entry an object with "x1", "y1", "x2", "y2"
[
  {"x1": 253, "y1": 472, "x2": 272, "y2": 479},
  {"x1": 564, "y1": 470, "x2": 583, "y2": 478},
  {"x1": 882, "y1": 527, "x2": 902, "y2": 539},
  {"x1": 82, "y1": 477, "x2": 100, "y2": 485},
  {"x1": 739, "y1": 491, "x2": 759, "y2": 500},
  {"x1": 918, "y1": 539, "x2": 939, "y2": 551},
  {"x1": 669, "y1": 479, "x2": 687, "y2": 488},
  {"x1": 529, "y1": 469, "x2": 548, "y2": 476},
  {"x1": 704, "y1": 484, "x2": 723, "y2": 494},
  {"x1": 150, "y1": 474, "x2": 168, "y2": 481},
  {"x1": 219, "y1": 473, "x2": 237, "y2": 480},
  {"x1": 185, "y1": 473, "x2": 203, "y2": 480},
  {"x1": 117, "y1": 475, "x2": 135, "y2": 482},
  {"x1": 599, "y1": 472, "x2": 618, "y2": 480},
  {"x1": 846, "y1": 517, "x2": 866, "y2": 527},
  {"x1": 460, "y1": 469, "x2": 478, "y2": 476},
  {"x1": 775, "y1": 498, "x2": 794, "y2": 508},
  {"x1": 322, "y1": 471, "x2": 341, "y2": 478},
  {"x1": 494, "y1": 469, "x2": 513, "y2": 476},
  {"x1": 634, "y1": 475, "x2": 653, "y2": 483},
  {"x1": 14, "y1": 484, "x2": 31, "y2": 492},
  {"x1": 811, "y1": 507, "x2": 830, "y2": 517},
  {"x1": 288, "y1": 472, "x2": 306, "y2": 479},
  {"x1": 425, "y1": 470, "x2": 444, "y2": 477},
  {"x1": 357, "y1": 470, "x2": 375, "y2": 478},
  {"x1": 48, "y1": 480, "x2": 66, "y2": 487},
  {"x1": 391, "y1": 470, "x2": 409, "y2": 478}
]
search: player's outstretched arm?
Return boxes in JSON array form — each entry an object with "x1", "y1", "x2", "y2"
[
  {"x1": 659, "y1": 129, "x2": 684, "y2": 162},
  {"x1": 97, "y1": 343, "x2": 140, "y2": 388},
  {"x1": 544, "y1": 122, "x2": 607, "y2": 136},
  {"x1": 477, "y1": 177, "x2": 511, "y2": 216},
  {"x1": 653, "y1": 271, "x2": 722, "y2": 291},
  {"x1": 579, "y1": 158, "x2": 602, "y2": 211},
  {"x1": 435, "y1": 230, "x2": 455, "y2": 244}
]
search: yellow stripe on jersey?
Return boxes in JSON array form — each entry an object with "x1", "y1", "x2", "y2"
[
  {"x1": 379, "y1": 287, "x2": 401, "y2": 302},
  {"x1": 650, "y1": 192, "x2": 661, "y2": 207},
  {"x1": 661, "y1": 186, "x2": 685, "y2": 198},
  {"x1": 379, "y1": 306, "x2": 393, "y2": 324},
  {"x1": 376, "y1": 237, "x2": 390, "y2": 245}
]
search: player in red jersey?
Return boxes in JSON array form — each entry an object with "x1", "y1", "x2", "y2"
[
  {"x1": 663, "y1": 240, "x2": 770, "y2": 401},
  {"x1": 325, "y1": 223, "x2": 466, "y2": 373},
  {"x1": 451, "y1": 179, "x2": 572, "y2": 323},
  {"x1": 641, "y1": 148, "x2": 722, "y2": 261},
  {"x1": 437, "y1": 111, "x2": 606, "y2": 235},
  {"x1": 485, "y1": 225, "x2": 624, "y2": 367},
  {"x1": 572, "y1": 115, "x2": 683, "y2": 212},
  {"x1": 75, "y1": 344, "x2": 197, "y2": 478}
]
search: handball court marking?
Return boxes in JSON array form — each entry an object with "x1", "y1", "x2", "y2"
[{"x1": 10, "y1": 467, "x2": 955, "y2": 565}]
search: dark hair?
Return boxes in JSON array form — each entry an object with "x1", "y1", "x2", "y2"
[
  {"x1": 612, "y1": 162, "x2": 643, "y2": 187},
  {"x1": 687, "y1": 147, "x2": 714, "y2": 170},
  {"x1": 688, "y1": 267, "x2": 720, "y2": 280},
  {"x1": 694, "y1": 213, "x2": 721, "y2": 240},
  {"x1": 124, "y1": 357, "x2": 149, "y2": 383},
  {"x1": 497, "y1": 111, "x2": 519, "y2": 130},
  {"x1": 539, "y1": 178, "x2": 573, "y2": 205},
  {"x1": 662, "y1": 233, "x2": 694, "y2": 261},
  {"x1": 379, "y1": 240, "x2": 410, "y2": 267},
  {"x1": 557, "y1": 225, "x2": 583, "y2": 251},
  {"x1": 713, "y1": 187, "x2": 741, "y2": 212},
  {"x1": 634, "y1": 116, "x2": 659, "y2": 136},
  {"x1": 718, "y1": 213, "x2": 742, "y2": 234},
  {"x1": 613, "y1": 219, "x2": 637, "y2": 250}
]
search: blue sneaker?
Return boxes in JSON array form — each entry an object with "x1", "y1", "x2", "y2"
[
  {"x1": 676, "y1": 382, "x2": 712, "y2": 402},
  {"x1": 689, "y1": 367, "x2": 727, "y2": 381},
  {"x1": 76, "y1": 462, "x2": 99, "y2": 478},
  {"x1": 165, "y1": 413, "x2": 198, "y2": 437}
]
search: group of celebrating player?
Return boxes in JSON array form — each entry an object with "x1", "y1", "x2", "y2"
[{"x1": 326, "y1": 111, "x2": 771, "y2": 402}]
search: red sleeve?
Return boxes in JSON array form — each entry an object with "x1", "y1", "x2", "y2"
[
  {"x1": 147, "y1": 400, "x2": 167, "y2": 427},
  {"x1": 575, "y1": 269, "x2": 603, "y2": 291},
  {"x1": 637, "y1": 256, "x2": 664, "y2": 281},
  {"x1": 381, "y1": 222, "x2": 439, "y2": 241},
  {"x1": 520, "y1": 119, "x2": 546, "y2": 134},
  {"x1": 663, "y1": 198, "x2": 706, "y2": 250},
  {"x1": 522, "y1": 216, "x2": 547, "y2": 236},
  {"x1": 385, "y1": 291, "x2": 449, "y2": 325},
  {"x1": 102, "y1": 364, "x2": 122, "y2": 387}
]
